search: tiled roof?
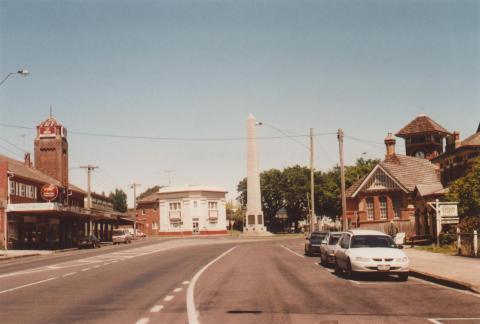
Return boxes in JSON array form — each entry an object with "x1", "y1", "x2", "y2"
[
  {"x1": 461, "y1": 131, "x2": 480, "y2": 147},
  {"x1": 396, "y1": 115, "x2": 450, "y2": 137},
  {"x1": 1, "y1": 155, "x2": 62, "y2": 186},
  {"x1": 346, "y1": 154, "x2": 442, "y2": 197}
]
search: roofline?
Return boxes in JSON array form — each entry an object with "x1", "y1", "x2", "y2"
[
  {"x1": 395, "y1": 129, "x2": 451, "y2": 137},
  {"x1": 351, "y1": 164, "x2": 409, "y2": 197}
]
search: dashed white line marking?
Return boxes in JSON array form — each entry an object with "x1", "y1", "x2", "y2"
[
  {"x1": 103, "y1": 263, "x2": 110, "y2": 266},
  {"x1": 163, "y1": 295, "x2": 174, "y2": 302},
  {"x1": 150, "y1": 305, "x2": 164, "y2": 313},
  {"x1": 187, "y1": 246, "x2": 237, "y2": 324},
  {"x1": 111, "y1": 261, "x2": 118, "y2": 263},
  {"x1": 62, "y1": 272, "x2": 77, "y2": 277},
  {"x1": 182, "y1": 281, "x2": 190, "y2": 285},
  {"x1": 0, "y1": 277, "x2": 58, "y2": 295},
  {"x1": 173, "y1": 287, "x2": 183, "y2": 293},
  {"x1": 279, "y1": 244, "x2": 305, "y2": 258},
  {"x1": 81, "y1": 268, "x2": 91, "y2": 272},
  {"x1": 93, "y1": 265, "x2": 101, "y2": 269},
  {"x1": 135, "y1": 318, "x2": 150, "y2": 324}
]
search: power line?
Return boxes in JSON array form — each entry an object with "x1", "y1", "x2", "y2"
[
  {"x1": 0, "y1": 122, "x2": 335, "y2": 142},
  {"x1": 0, "y1": 136, "x2": 25, "y2": 153},
  {"x1": 0, "y1": 143, "x2": 23, "y2": 158}
]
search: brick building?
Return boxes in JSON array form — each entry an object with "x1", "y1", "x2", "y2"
[
  {"x1": 0, "y1": 117, "x2": 130, "y2": 250},
  {"x1": 136, "y1": 185, "x2": 228, "y2": 235}
]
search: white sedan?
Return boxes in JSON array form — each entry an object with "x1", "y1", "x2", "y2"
[{"x1": 334, "y1": 229, "x2": 409, "y2": 281}]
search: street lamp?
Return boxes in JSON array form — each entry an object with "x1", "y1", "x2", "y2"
[{"x1": 0, "y1": 69, "x2": 30, "y2": 87}]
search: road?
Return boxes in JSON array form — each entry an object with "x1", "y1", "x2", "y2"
[{"x1": 0, "y1": 237, "x2": 479, "y2": 324}]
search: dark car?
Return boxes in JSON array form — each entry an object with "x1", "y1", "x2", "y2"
[
  {"x1": 78, "y1": 235, "x2": 101, "y2": 249},
  {"x1": 304, "y1": 231, "x2": 327, "y2": 256}
]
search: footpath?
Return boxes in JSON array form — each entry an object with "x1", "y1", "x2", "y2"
[
  {"x1": 405, "y1": 248, "x2": 480, "y2": 294},
  {"x1": 0, "y1": 249, "x2": 55, "y2": 261}
]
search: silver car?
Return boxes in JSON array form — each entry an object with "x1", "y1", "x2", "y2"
[{"x1": 319, "y1": 232, "x2": 344, "y2": 266}]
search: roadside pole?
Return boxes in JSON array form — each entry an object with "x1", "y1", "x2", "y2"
[
  {"x1": 338, "y1": 129, "x2": 347, "y2": 231},
  {"x1": 130, "y1": 183, "x2": 141, "y2": 239},
  {"x1": 80, "y1": 165, "x2": 98, "y2": 236},
  {"x1": 309, "y1": 128, "x2": 315, "y2": 233}
]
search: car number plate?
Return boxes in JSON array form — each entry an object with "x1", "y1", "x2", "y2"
[{"x1": 377, "y1": 265, "x2": 390, "y2": 271}]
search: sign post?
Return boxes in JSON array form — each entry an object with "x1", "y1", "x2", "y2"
[{"x1": 427, "y1": 199, "x2": 459, "y2": 246}]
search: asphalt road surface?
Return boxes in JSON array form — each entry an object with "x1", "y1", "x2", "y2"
[{"x1": 0, "y1": 237, "x2": 479, "y2": 324}]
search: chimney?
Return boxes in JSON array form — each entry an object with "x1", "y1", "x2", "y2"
[
  {"x1": 384, "y1": 133, "x2": 398, "y2": 162},
  {"x1": 453, "y1": 131, "x2": 461, "y2": 149},
  {"x1": 24, "y1": 152, "x2": 32, "y2": 167}
]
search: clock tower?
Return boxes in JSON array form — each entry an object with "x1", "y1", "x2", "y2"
[
  {"x1": 34, "y1": 117, "x2": 69, "y2": 187},
  {"x1": 396, "y1": 114, "x2": 450, "y2": 160}
]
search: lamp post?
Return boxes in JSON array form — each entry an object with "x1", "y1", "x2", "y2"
[{"x1": 0, "y1": 70, "x2": 30, "y2": 87}]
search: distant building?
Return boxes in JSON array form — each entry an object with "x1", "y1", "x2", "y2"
[{"x1": 136, "y1": 185, "x2": 228, "y2": 235}]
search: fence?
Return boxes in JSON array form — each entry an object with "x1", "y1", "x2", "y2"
[{"x1": 457, "y1": 229, "x2": 479, "y2": 257}]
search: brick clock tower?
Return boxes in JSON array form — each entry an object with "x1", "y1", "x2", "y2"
[
  {"x1": 34, "y1": 117, "x2": 69, "y2": 188},
  {"x1": 396, "y1": 114, "x2": 450, "y2": 160}
]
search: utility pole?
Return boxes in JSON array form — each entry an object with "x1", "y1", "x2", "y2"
[
  {"x1": 130, "y1": 183, "x2": 141, "y2": 238},
  {"x1": 338, "y1": 129, "x2": 347, "y2": 231},
  {"x1": 164, "y1": 170, "x2": 174, "y2": 186},
  {"x1": 309, "y1": 128, "x2": 315, "y2": 233},
  {"x1": 80, "y1": 165, "x2": 99, "y2": 210}
]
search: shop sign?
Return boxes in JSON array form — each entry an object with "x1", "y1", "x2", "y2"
[
  {"x1": 41, "y1": 184, "x2": 59, "y2": 202},
  {"x1": 7, "y1": 202, "x2": 57, "y2": 212},
  {"x1": 39, "y1": 125, "x2": 57, "y2": 138}
]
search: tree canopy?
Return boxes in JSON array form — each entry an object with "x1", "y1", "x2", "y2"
[
  {"x1": 138, "y1": 185, "x2": 162, "y2": 200},
  {"x1": 109, "y1": 188, "x2": 128, "y2": 212},
  {"x1": 447, "y1": 157, "x2": 480, "y2": 218},
  {"x1": 236, "y1": 158, "x2": 379, "y2": 232}
]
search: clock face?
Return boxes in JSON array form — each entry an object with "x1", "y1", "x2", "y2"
[{"x1": 415, "y1": 150, "x2": 425, "y2": 158}]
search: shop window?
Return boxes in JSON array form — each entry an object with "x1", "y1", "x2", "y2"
[
  {"x1": 20, "y1": 183, "x2": 26, "y2": 197},
  {"x1": 9, "y1": 180, "x2": 16, "y2": 195},
  {"x1": 366, "y1": 198, "x2": 374, "y2": 220},
  {"x1": 380, "y1": 197, "x2": 388, "y2": 220}
]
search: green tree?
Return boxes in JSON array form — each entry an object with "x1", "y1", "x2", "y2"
[
  {"x1": 138, "y1": 185, "x2": 162, "y2": 200},
  {"x1": 109, "y1": 188, "x2": 128, "y2": 212},
  {"x1": 446, "y1": 157, "x2": 480, "y2": 218}
]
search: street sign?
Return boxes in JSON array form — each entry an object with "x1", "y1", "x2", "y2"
[
  {"x1": 442, "y1": 218, "x2": 459, "y2": 225},
  {"x1": 439, "y1": 205, "x2": 458, "y2": 217}
]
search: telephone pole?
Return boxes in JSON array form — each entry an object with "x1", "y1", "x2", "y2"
[
  {"x1": 309, "y1": 128, "x2": 315, "y2": 233},
  {"x1": 80, "y1": 165, "x2": 99, "y2": 210},
  {"x1": 338, "y1": 129, "x2": 347, "y2": 231},
  {"x1": 130, "y1": 182, "x2": 141, "y2": 237}
]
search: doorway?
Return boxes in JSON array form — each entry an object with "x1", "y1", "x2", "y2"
[{"x1": 192, "y1": 221, "x2": 199, "y2": 234}]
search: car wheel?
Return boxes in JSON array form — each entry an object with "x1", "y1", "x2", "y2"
[
  {"x1": 320, "y1": 253, "x2": 326, "y2": 266},
  {"x1": 346, "y1": 259, "x2": 355, "y2": 279},
  {"x1": 334, "y1": 261, "x2": 342, "y2": 275},
  {"x1": 399, "y1": 273, "x2": 409, "y2": 281}
]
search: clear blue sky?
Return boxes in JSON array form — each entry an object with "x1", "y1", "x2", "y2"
[{"x1": 1, "y1": 0, "x2": 479, "y2": 206}]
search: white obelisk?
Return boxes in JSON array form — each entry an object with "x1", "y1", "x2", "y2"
[{"x1": 244, "y1": 113, "x2": 267, "y2": 233}]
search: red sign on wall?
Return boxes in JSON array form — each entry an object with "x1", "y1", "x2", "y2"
[
  {"x1": 41, "y1": 184, "x2": 59, "y2": 202},
  {"x1": 39, "y1": 126, "x2": 56, "y2": 138}
]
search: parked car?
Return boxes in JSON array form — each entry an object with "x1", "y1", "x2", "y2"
[
  {"x1": 112, "y1": 229, "x2": 132, "y2": 245},
  {"x1": 136, "y1": 229, "x2": 147, "y2": 238},
  {"x1": 304, "y1": 231, "x2": 327, "y2": 256},
  {"x1": 334, "y1": 229, "x2": 409, "y2": 281},
  {"x1": 78, "y1": 235, "x2": 101, "y2": 249},
  {"x1": 319, "y1": 232, "x2": 344, "y2": 266}
]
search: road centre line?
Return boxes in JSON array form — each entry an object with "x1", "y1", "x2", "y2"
[
  {"x1": 279, "y1": 244, "x2": 305, "y2": 258},
  {"x1": 187, "y1": 246, "x2": 237, "y2": 324},
  {"x1": 81, "y1": 268, "x2": 91, "y2": 271},
  {"x1": 150, "y1": 305, "x2": 164, "y2": 313},
  {"x1": 62, "y1": 272, "x2": 77, "y2": 277},
  {"x1": 173, "y1": 287, "x2": 182, "y2": 293},
  {"x1": 135, "y1": 318, "x2": 150, "y2": 324},
  {"x1": 163, "y1": 295, "x2": 174, "y2": 302},
  {"x1": 182, "y1": 281, "x2": 190, "y2": 285},
  {"x1": 0, "y1": 277, "x2": 58, "y2": 295}
]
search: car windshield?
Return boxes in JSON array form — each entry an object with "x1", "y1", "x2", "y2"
[
  {"x1": 328, "y1": 236, "x2": 340, "y2": 245},
  {"x1": 350, "y1": 235, "x2": 396, "y2": 248},
  {"x1": 310, "y1": 233, "x2": 326, "y2": 242}
]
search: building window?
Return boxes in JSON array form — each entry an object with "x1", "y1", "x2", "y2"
[
  {"x1": 9, "y1": 180, "x2": 16, "y2": 195},
  {"x1": 169, "y1": 202, "x2": 181, "y2": 211},
  {"x1": 366, "y1": 198, "x2": 374, "y2": 220},
  {"x1": 20, "y1": 183, "x2": 26, "y2": 197},
  {"x1": 393, "y1": 197, "x2": 402, "y2": 219},
  {"x1": 152, "y1": 222, "x2": 159, "y2": 230},
  {"x1": 142, "y1": 209, "x2": 146, "y2": 215},
  {"x1": 208, "y1": 201, "x2": 218, "y2": 210},
  {"x1": 193, "y1": 201, "x2": 198, "y2": 208},
  {"x1": 27, "y1": 185, "x2": 36, "y2": 199},
  {"x1": 380, "y1": 197, "x2": 388, "y2": 220}
]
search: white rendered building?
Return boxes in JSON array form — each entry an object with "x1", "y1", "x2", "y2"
[{"x1": 157, "y1": 186, "x2": 228, "y2": 235}]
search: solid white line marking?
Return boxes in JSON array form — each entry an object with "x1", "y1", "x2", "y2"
[
  {"x1": 428, "y1": 319, "x2": 480, "y2": 324},
  {"x1": 349, "y1": 279, "x2": 361, "y2": 284},
  {"x1": 182, "y1": 281, "x2": 190, "y2": 285},
  {"x1": 150, "y1": 305, "x2": 164, "y2": 313},
  {"x1": 93, "y1": 265, "x2": 100, "y2": 269},
  {"x1": 0, "y1": 277, "x2": 58, "y2": 294},
  {"x1": 62, "y1": 272, "x2": 77, "y2": 277},
  {"x1": 81, "y1": 268, "x2": 91, "y2": 272},
  {"x1": 187, "y1": 246, "x2": 237, "y2": 324},
  {"x1": 173, "y1": 287, "x2": 183, "y2": 293},
  {"x1": 163, "y1": 295, "x2": 174, "y2": 302},
  {"x1": 411, "y1": 277, "x2": 480, "y2": 299},
  {"x1": 280, "y1": 244, "x2": 305, "y2": 258},
  {"x1": 135, "y1": 318, "x2": 150, "y2": 324}
]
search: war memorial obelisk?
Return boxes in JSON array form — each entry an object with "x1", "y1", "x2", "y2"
[{"x1": 243, "y1": 113, "x2": 270, "y2": 235}]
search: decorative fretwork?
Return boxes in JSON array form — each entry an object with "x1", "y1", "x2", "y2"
[{"x1": 364, "y1": 168, "x2": 400, "y2": 192}]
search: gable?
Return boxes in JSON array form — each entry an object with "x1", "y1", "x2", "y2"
[{"x1": 352, "y1": 165, "x2": 408, "y2": 197}]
